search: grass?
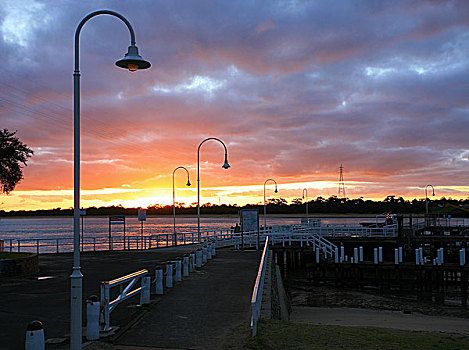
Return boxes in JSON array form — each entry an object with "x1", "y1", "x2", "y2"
[
  {"x1": 0, "y1": 252, "x2": 33, "y2": 259},
  {"x1": 245, "y1": 319, "x2": 469, "y2": 350}
]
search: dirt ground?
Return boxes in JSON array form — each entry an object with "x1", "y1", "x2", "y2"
[{"x1": 288, "y1": 279, "x2": 469, "y2": 319}]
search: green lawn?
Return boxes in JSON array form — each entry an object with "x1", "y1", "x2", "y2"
[
  {"x1": 246, "y1": 319, "x2": 469, "y2": 350},
  {"x1": 0, "y1": 252, "x2": 32, "y2": 259}
]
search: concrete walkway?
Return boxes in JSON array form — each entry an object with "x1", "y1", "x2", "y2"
[
  {"x1": 113, "y1": 250, "x2": 260, "y2": 349},
  {"x1": 0, "y1": 247, "x2": 260, "y2": 349},
  {"x1": 291, "y1": 306, "x2": 469, "y2": 334}
]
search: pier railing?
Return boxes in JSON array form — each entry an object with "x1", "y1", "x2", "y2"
[{"x1": 250, "y1": 236, "x2": 269, "y2": 336}]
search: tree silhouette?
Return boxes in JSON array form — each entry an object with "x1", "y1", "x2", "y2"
[{"x1": 0, "y1": 129, "x2": 33, "y2": 194}]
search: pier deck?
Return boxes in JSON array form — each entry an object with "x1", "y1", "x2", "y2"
[{"x1": 0, "y1": 246, "x2": 260, "y2": 349}]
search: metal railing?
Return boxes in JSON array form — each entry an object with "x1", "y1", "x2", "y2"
[
  {"x1": 100, "y1": 269, "x2": 150, "y2": 331},
  {"x1": 250, "y1": 236, "x2": 269, "y2": 336},
  {"x1": 1, "y1": 229, "x2": 234, "y2": 254}
]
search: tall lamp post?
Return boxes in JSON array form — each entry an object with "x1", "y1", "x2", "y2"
[
  {"x1": 197, "y1": 137, "x2": 230, "y2": 242},
  {"x1": 302, "y1": 188, "x2": 308, "y2": 223},
  {"x1": 425, "y1": 184, "x2": 435, "y2": 217},
  {"x1": 264, "y1": 179, "x2": 278, "y2": 231},
  {"x1": 72, "y1": 10, "x2": 150, "y2": 350},
  {"x1": 173, "y1": 166, "x2": 191, "y2": 245}
]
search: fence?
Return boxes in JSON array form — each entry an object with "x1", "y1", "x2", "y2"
[
  {"x1": 1, "y1": 229, "x2": 234, "y2": 254},
  {"x1": 250, "y1": 236, "x2": 269, "y2": 336},
  {"x1": 100, "y1": 269, "x2": 150, "y2": 331}
]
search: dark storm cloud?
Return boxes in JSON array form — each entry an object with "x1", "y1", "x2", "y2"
[{"x1": 0, "y1": 0, "x2": 468, "y2": 207}]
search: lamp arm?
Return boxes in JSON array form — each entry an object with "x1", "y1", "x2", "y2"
[{"x1": 74, "y1": 10, "x2": 136, "y2": 71}]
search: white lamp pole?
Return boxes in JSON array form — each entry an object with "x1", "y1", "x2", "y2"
[
  {"x1": 197, "y1": 137, "x2": 230, "y2": 243},
  {"x1": 263, "y1": 179, "x2": 278, "y2": 231},
  {"x1": 173, "y1": 166, "x2": 191, "y2": 245},
  {"x1": 72, "y1": 10, "x2": 150, "y2": 349},
  {"x1": 302, "y1": 188, "x2": 308, "y2": 222}
]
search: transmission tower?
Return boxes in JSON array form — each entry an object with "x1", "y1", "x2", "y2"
[{"x1": 338, "y1": 164, "x2": 346, "y2": 198}]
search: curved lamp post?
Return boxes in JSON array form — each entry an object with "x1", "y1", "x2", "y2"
[
  {"x1": 264, "y1": 179, "x2": 278, "y2": 231},
  {"x1": 173, "y1": 166, "x2": 191, "y2": 245},
  {"x1": 197, "y1": 137, "x2": 230, "y2": 242},
  {"x1": 72, "y1": 10, "x2": 150, "y2": 349},
  {"x1": 425, "y1": 184, "x2": 435, "y2": 217},
  {"x1": 302, "y1": 188, "x2": 308, "y2": 223}
]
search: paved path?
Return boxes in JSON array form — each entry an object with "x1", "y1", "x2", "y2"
[
  {"x1": 291, "y1": 306, "x2": 469, "y2": 334},
  {"x1": 0, "y1": 246, "x2": 196, "y2": 350},
  {"x1": 114, "y1": 250, "x2": 261, "y2": 349}
]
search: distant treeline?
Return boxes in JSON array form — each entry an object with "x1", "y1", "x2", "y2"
[{"x1": 2, "y1": 196, "x2": 469, "y2": 217}]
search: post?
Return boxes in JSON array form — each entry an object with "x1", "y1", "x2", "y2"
[
  {"x1": 378, "y1": 247, "x2": 383, "y2": 263},
  {"x1": 415, "y1": 249, "x2": 420, "y2": 265},
  {"x1": 354, "y1": 248, "x2": 358, "y2": 264},
  {"x1": 183, "y1": 255, "x2": 189, "y2": 277},
  {"x1": 25, "y1": 320, "x2": 45, "y2": 350},
  {"x1": 165, "y1": 263, "x2": 173, "y2": 288},
  {"x1": 374, "y1": 248, "x2": 378, "y2": 264},
  {"x1": 359, "y1": 246, "x2": 364, "y2": 262},
  {"x1": 85, "y1": 296, "x2": 100, "y2": 340},
  {"x1": 460, "y1": 249, "x2": 466, "y2": 266},
  {"x1": 394, "y1": 248, "x2": 399, "y2": 265},
  {"x1": 155, "y1": 267, "x2": 163, "y2": 294},
  {"x1": 340, "y1": 246, "x2": 345, "y2": 263},
  {"x1": 316, "y1": 248, "x2": 320, "y2": 263},
  {"x1": 398, "y1": 247, "x2": 403, "y2": 263},
  {"x1": 334, "y1": 247, "x2": 339, "y2": 263},
  {"x1": 175, "y1": 259, "x2": 182, "y2": 282},
  {"x1": 140, "y1": 276, "x2": 151, "y2": 305}
]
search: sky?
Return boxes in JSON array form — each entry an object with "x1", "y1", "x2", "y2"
[{"x1": 0, "y1": 0, "x2": 469, "y2": 211}]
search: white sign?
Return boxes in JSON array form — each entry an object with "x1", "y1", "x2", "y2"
[{"x1": 138, "y1": 209, "x2": 147, "y2": 221}]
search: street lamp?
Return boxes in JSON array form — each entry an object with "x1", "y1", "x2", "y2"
[
  {"x1": 72, "y1": 10, "x2": 150, "y2": 350},
  {"x1": 302, "y1": 188, "x2": 308, "y2": 223},
  {"x1": 264, "y1": 179, "x2": 278, "y2": 231},
  {"x1": 425, "y1": 184, "x2": 435, "y2": 217},
  {"x1": 173, "y1": 166, "x2": 191, "y2": 246},
  {"x1": 197, "y1": 137, "x2": 230, "y2": 242}
]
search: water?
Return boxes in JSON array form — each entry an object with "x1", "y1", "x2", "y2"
[{"x1": 0, "y1": 216, "x2": 378, "y2": 253}]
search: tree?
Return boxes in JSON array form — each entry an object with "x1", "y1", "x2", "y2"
[{"x1": 0, "y1": 129, "x2": 33, "y2": 194}]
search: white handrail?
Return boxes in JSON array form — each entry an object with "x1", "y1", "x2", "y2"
[
  {"x1": 100, "y1": 269, "x2": 150, "y2": 331},
  {"x1": 250, "y1": 236, "x2": 269, "y2": 336}
]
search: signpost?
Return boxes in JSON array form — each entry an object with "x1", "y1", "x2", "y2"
[
  {"x1": 138, "y1": 209, "x2": 147, "y2": 248},
  {"x1": 240, "y1": 209, "x2": 259, "y2": 249},
  {"x1": 109, "y1": 215, "x2": 126, "y2": 250}
]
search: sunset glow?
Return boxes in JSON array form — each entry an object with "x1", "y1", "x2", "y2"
[{"x1": 1, "y1": 1, "x2": 469, "y2": 211}]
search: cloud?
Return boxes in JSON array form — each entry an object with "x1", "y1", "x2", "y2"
[{"x1": 1, "y1": 0, "x2": 469, "y2": 211}]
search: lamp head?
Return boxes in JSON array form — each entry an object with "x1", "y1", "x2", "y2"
[
  {"x1": 115, "y1": 45, "x2": 151, "y2": 72},
  {"x1": 222, "y1": 154, "x2": 230, "y2": 169},
  {"x1": 274, "y1": 187, "x2": 278, "y2": 194},
  {"x1": 432, "y1": 189, "x2": 435, "y2": 196},
  {"x1": 186, "y1": 180, "x2": 191, "y2": 187}
]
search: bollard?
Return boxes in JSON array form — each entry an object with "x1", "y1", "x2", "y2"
[
  {"x1": 359, "y1": 246, "x2": 364, "y2": 262},
  {"x1": 378, "y1": 247, "x2": 383, "y2": 263},
  {"x1": 190, "y1": 252, "x2": 195, "y2": 272},
  {"x1": 140, "y1": 276, "x2": 151, "y2": 305},
  {"x1": 460, "y1": 249, "x2": 466, "y2": 266},
  {"x1": 166, "y1": 262, "x2": 173, "y2": 288},
  {"x1": 439, "y1": 248, "x2": 444, "y2": 265},
  {"x1": 155, "y1": 267, "x2": 164, "y2": 294},
  {"x1": 334, "y1": 247, "x2": 339, "y2": 263},
  {"x1": 315, "y1": 248, "x2": 320, "y2": 263},
  {"x1": 202, "y1": 246, "x2": 208, "y2": 263},
  {"x1": 419, "y1": 247, "x2": 423, "y2": 264},
  {"x1": 398, "y1": 247, "x2": 403, "y2": 263},
  {"x1": 211, "y1": 240, "x2": 216, "y2": 256},
  {"x1": 415, "y1": 249, "x2": 420, "y2": 265},
  {"x1": 25, "y1": 320, "x2": 44, "y2": 350},
  {"x1": 175, "y1": 259, "x2": 182, "y2": 282},
  {"x1": 86, "y1": 296, "x2": 100, "y2": 340},
  {"x1": 373, "y1": 248, "x2": 378, "y2": 264},
  {"x1": 183, "y1": 255, "x2": 190, "y2": 277},
  {"x1": 207, "y1": 243, "x2": 212, "y2": 260},
  {"x1": 394, "y1": 248, "x2": 399, "y2": 265},
  {"x1": 354, "y1": 248, "x2": 358, "y2": 264},
  {"x1": 340, "y1": 246, "x2": 345, "y2": 262},
  {"x1": 196, "y1": 249, "x2": 203, "y2": 268}
]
